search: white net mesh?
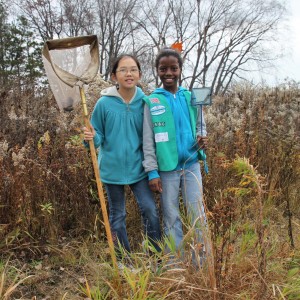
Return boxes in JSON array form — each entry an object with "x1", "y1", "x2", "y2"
[
  {"x1": 42, "y1": 35, "x2": 99, "y2": 111},
  {"x1": 42, "y1": 56, "x2": 81, "y2": 111}
]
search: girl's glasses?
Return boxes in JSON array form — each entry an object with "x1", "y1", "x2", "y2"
[{"x1": 116, "y1": 68, "x2": 140, "y2": 75}]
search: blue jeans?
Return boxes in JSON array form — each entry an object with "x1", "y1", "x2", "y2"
[
  {"x1": 160, "y1": 162, "x2": 207, "y2": 253},
  {"x1": 105, "y1": 178, "x2": 161, "y2": 258}
]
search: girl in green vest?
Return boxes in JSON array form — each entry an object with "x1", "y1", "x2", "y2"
[{"x1": 143, "y1": 48, "x2": 208, "y2": 265}]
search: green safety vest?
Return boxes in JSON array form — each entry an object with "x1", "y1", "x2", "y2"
[{"x1": 144, "y1": 91, "x2": 205, "y2": 171}]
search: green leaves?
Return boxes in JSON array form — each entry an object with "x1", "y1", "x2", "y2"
[{"x1": 0, "y1": 10, "x2": 44, "y2": 90}]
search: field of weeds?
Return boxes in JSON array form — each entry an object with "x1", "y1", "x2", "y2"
[{"x1": 0, "y1": 79, "x2": 299, "y2": 299}]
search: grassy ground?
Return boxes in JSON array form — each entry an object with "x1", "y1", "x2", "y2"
[
  {"x1": 1, "y1": 81, "x2": 299, "y2": 299},
  {"x1": 1, "y1": 222, "x2": 299, "y2": 299}
]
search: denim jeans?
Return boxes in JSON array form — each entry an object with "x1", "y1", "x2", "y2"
[
  {"x1": 159, "y1": 162, "x2": 207, "y2": 253},
  {"x1": 105, "y1": 178, "x2": 161, "y2": 259}
]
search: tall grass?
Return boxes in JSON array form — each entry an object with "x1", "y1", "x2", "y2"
[{"x1": 0, "y1": 80, "x2": 299, "y2": 298}]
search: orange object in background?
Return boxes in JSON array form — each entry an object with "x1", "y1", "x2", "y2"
[{"x1": 171, "y1": 41, "x2": 183, "y2": 53}]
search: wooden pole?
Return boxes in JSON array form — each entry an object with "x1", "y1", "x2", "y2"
[{"x1": 79, "y1": 86, "x2": 118, "y2": 271}]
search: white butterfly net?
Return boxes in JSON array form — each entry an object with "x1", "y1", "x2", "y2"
[{"x1": 42, "y1": 35, "x2": 99, "y2": 111}]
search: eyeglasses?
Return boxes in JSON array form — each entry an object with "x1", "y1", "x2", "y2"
[{"x1": 116, "y1": 67, "x2": 140, "y2": 75}]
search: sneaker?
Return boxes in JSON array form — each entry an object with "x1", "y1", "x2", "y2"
[
  {"x1": 117, "y1": 262, "x2": 141, "y2": 274},
  {"x1": 163, "y1": 256, "x2": 185, "y2": 271},
  {"x1": 117, "y1": 261, "x2": 127, "y2": 271},
  {"x1": 147, "y1": 258, "x2": 163, "y2": 273}
]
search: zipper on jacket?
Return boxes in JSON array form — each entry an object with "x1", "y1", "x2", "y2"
[{"x1": 125, "y1": 109, "x2": 129, "y2": 183}]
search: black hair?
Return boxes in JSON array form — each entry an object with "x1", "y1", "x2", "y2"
[
  {"x1": 110, "y1": 54, "x2": 141, "y2": 75},
  {"x1": 155, "y1": 48, "x2": 183, "y2": 70}
]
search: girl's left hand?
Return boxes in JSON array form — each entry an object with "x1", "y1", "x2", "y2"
[{"x1": 197, "y1": 136, "x2": 208, "y2": 149}]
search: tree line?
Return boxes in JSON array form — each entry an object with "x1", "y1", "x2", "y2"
[{"x1": 1, "y1": 0, "x2": 286, "y2": 95}]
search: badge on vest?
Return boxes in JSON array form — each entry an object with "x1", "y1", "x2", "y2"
[
  {"x1": 155, "y1": 132, "x2": 169, "y2": 143},
  {"x1": 150, "y1": 98, "x2": 160, "y2": 103},
  {"x1": 150, "y1": 105, "x2": 166, "y2": 115},
  {"x1": 153, "y1": 122, "x2": 165, "y2": 127}
]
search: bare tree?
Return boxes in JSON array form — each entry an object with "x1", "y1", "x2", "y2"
[
  {"x1": 136, "y1": 0, "x2": 286, "y2": 94},
  {"x1": 16, "y1": 0, "x2": 63, "y2": 41},
  {"x1": 12, "y1": 0, "x2": 286, "y2": 94},
  {"x1": 61, "y1": 0, "x2": 95, "y2": 37},
  {"x1": 130, "y1": 0, "x2": 174, "y2": 86},
  {"x1": 190, "y1": 0, "x2": 286, "y2": 95},
  {"x1": 94, "y1": 0, "x2": 139, "y2": 79}
]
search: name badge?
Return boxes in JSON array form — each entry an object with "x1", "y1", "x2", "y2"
[{"x1": 155, "y1": 132, "x2": 169, "y2": 142}]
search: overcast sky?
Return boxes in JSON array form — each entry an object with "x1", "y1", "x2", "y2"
[{"x1": 272, "y1": 0, "x2": 300, "y2": 84}]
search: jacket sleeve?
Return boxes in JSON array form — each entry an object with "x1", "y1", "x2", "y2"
[
  {"x1": 90, "y1": 99, "x2": 105, "y2": 149},
  {"x1": 142, "y1": 104, "x2": 159, "y2": 177},
  {"x1": 196, "y1": 108, "x2": 207, "y2": 137}
]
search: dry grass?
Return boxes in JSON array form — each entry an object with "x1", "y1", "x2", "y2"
[{"x1": 0, "y1": 80, "x2": 299, "y2": 299}]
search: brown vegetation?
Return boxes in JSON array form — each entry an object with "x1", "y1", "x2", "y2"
[{"x1": 0, "y1": 79, "x2": 299, "y2": 299}]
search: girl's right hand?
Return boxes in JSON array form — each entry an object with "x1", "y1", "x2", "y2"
[
  {"x1": 149, "y1": 178, "x2": 163, "y2": 193},
  {"x1": 83, "y1": 125, "x2": 95, "y2": 141}
]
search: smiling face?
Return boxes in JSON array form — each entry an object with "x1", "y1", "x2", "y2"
[
  {"x1": 111, "y1": 56, "x2": 141, "y2": 91},
  {"x1": 157, "y1": 55, "x2": 181, "y2": 94}
]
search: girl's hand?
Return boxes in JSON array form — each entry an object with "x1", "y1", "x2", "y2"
[
  {"x1": 149, "y1": 178, "x2": 163, "y2": 193},
  {"x1": 83, "y1": 125, "x2": 95, "y2": 141},
  {"x1": 197, "y1": 136, "x2": 208, "y2": 149}
]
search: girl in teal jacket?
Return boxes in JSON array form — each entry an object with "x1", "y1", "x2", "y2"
[{"x1": 84, "y1": 54, "x2": 161, "y2": 263}]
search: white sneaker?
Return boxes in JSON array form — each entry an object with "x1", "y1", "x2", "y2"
[
  {"x1": 117, "y1": 262, "x2": 141, "y2": 274},
  {"x1": 117, "y1": 261, "x2": 127, "y2": 271}
]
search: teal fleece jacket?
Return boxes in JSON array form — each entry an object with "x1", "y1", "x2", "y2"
[{"x1": 90, "y1": 86, "x2": 147, "y2": 184}]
